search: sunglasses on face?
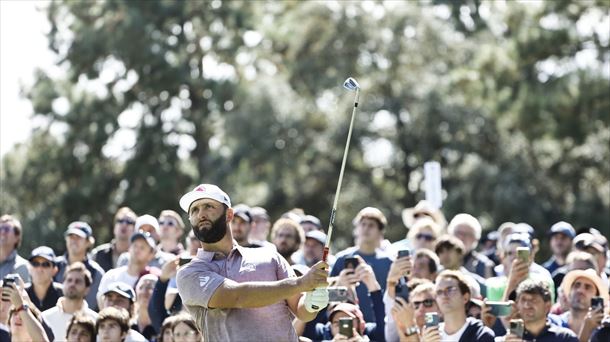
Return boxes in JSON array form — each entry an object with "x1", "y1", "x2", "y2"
[
  {"x1": 31, "y1": 261, "x2": 53, "y2": 268},
  {"x1": 416, "y1": 233, "x2": 435, "y2": 241},
  {"x1": 116, "y1": 218, "x2": 135, "y2": 225},
  {"x1": 158, "y1": 220, "x2": 177, "y2": 227},
  {"x1": 413, "y1": 298, "x2": 435, "y2": 309}
]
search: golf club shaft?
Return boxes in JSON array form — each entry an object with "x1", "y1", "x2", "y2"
[{"x1": 323, "y1": 88, "x2": 360, "y2": 262}]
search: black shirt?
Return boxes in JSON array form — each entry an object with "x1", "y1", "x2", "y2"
[
  {"x1": 522, "y1": 322, "x2": 578, "y2": 342},
  {"x1": 25, "y1": 282, "x2": 63, "y2": 312}
]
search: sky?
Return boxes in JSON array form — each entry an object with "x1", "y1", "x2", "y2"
[{"x1": 0, "y1": 1, "x2": 54, "y2": 157}]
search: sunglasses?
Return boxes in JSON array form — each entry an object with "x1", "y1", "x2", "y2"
[
  {"x1": 116, "y1": 218, "x2": 135, "y2": 225},
  {"x1": 416, "y1": 233, "x2": 435, "y2": 241},
  {"x1": 158, "y1": 220, "x2": 176, "y2": 227},
  {"x1": 31, "y1": 261, "x2": 53, "y2": 268},
  {"x1": 413, "y1": 298, "x2": 435, "y2": 309}
]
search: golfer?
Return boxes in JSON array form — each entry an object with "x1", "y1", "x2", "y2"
[{"x1": 176, "y1": 184, "x2": 329, "y2": 341}]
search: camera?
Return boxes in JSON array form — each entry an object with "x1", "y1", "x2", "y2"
[
  {"x1": 425, "y1": 312, "x2": 439, "y2": 328},
  {"x1": 510, "y1": 319, "x2": 524, "y2": 338},
  {"x1": 338, "y1": 317, "x2": 354, "y2": 338}
]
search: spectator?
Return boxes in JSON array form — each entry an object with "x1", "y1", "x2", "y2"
[
  {"x1": 3, "y1": 275, "x2": 54, "y2": 342},
  {"x1": 542, "y1": 221, "x2": 576, "y2": 275},
  {"x1": 231, "y1": 204, "x2": 263, "y2": 248},
  {"x1": 92, "y1": 207, "x2": 137, "y2": 272},
  {"x1": 573, "y1": 233, "x2": 609, "y2": 285},
  {"x1": 96, "y1": 307, "x2": 130, "y2": 342},
  {"x1": 549, "y1": 269, "x2": 609, "y2": 338},
  {"x1": 99, "y1": 282, "x2": 147, "y2": 342},
  {"x1": 97, "y1": 231, "x2": 160, "y2": 307},
  {"x1": 185, "y1": 229, "x2": 201, "y2": 256},
  {"x1": 271, "y1": 217, "x2": 305, "y2": 264},
  {"x1": 293, "y1": 230, "x2": 336, "y2": 269},
  {"x1": 176, "y1": 184, "x2": 329, "y2": 341},
  {"x1": 148, "y1": 256, "x2": 181, "y2": 331},
  {"x1": 157, "y1": 315, "x2": 178, "y2": 342},
  {"x1": 249, "y1": 206, "x2": 276, "y2": 249},
  {"x1": 300, "y1": 215, "x2": 323, "y2": 233},
  {"x1": 314, "y1": 302, "x2": 383, "y2": 341},
  {"x1": 551, "y1": 251, "x2": 599, "y2": 310},
  {"x1": 448, "y1": 213, "x2": 496, "y2": 279},
  {"x1": 42, "y1": 262, "x2": 98, "y2": 341},
  {"x1": 117, "y1": 215, "x2": 174, "y2": 269},
  {"x1": 389, "y1": 281, "x2": 440, "y2": 342},
  {"x1": 0, "y1": 286, "x2": 10, "y2": 341},
  {"x1": 411, "y1": 248, "x2": 440, "y2": 282},
  {"x1": 434, "y1": 235, "x2": 487, "y2": 296},
  {"x1": 25, "y1": 246, "x2": 63, "y2": 312},
  {"x1": 392, "y1": 200, "x2": 447, "y2": 255},
  {"x1": 171, "y1": 312, "x2": 203, "y2": 342},
  {"x1": 486, "y1": 233, "x2": 555, "y2": 302},
  {"x1": 65, "y1": 314, "x2": 95, "y2": 342},
  {"x1": 502, "y1": 279, "x2": 578, "y2": 342},
  {"x1": 330, "y1": 207, "x2": 393, "y2": 323},
  {"x1": 0, "y1": 215, "x2": 30, "y2": 282},
  {"x1": 480, "y1": 230, "x2": 500, "y2": 266},
  {"x1": 158, "y1": 210, "x2": 186, "y2": 255},
  {"x1": 422, "y1": 270, "x2": 495, "y2": 342},
  {"x1": 406, "y1": 217, "x2": 442, "y2": 252},
  {"x1": 134, "y1": 274, "x2": 157, "y2": 340},
  {"x1": 54, "y1": 221, "x2": 105, "y2": 311}
]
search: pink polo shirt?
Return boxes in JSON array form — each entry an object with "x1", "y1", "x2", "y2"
[{"x1": 176, "y1": 241, "x2": 298, "y2": 342}]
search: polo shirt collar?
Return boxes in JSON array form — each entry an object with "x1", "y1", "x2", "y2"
[{"x1": 197, "y1": 240, "x2": 243, "y2": 261}]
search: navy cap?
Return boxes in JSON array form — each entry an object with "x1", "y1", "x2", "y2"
[
  {"x1": 305, "y1": 230, "x2": 327, "y2": 245},
  {"x1": 548, "y1": 221, "x2": 576, "y2": 239},
  {"x1": 65, "y1": 221, "x2": 93, "y2": 238},
  {"x1": 300, "y1": 215, "x2": 322, "y2": 229},
  {"x1": 512, "y1": 223, "x2": 535, "y2": 238},
  {"x1": 504, "y1": 232, "x2": 532, "y2": 249},
  {"x1": 104, "y1": 282, "x2": 136, "y2": 302},
  {"x1": 130, "y1": 231, "x2": 156, "y2": 249},
  {"x1": 29, "y1": 246, "x2": 56, "y2": 263}
]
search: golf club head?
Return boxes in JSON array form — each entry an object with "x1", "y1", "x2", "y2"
[{"x1": 343, "y1": 77, "x2": 360, "y2": 91}]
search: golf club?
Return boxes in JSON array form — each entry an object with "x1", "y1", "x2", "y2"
[{"x1": 305, "y1": 77, "x2": 360, "y2": 312}]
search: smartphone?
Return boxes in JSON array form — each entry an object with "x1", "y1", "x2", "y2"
[
  {"x1": 178, "y1": 256, "x2": 193, "y2": 266},
  {"x1": 510, "y1": 319, "x2": 524, "y2": 338},
  {"x1": 395, "y1": 282, "x2": 410, "y2": 303},
  {"x1": 425, "y1": 312, "x2": 439, "y2": 328},
  {"x1": 1, "y1": 274, "x2": 18, "y2": 302},
  {"x1": 516, "y1": 247, "x2": 530, "y2": 263},
  {"x1": 486, "y1": 301, "x2": 512, "y2": 317},
  {"x1": 328, "y1": 286, "x2": 349, "y2": 302},
  {"x1": 398, "y1": 249, "x2": 411, "y2": 259},
  {"x1": 344, "y1": 257, "x2": 359, "y2": 271},
  {"x1": 339, "y1": 317, "x2": 354, "y2": 338},
  {"x1": 591, "y1": 297, "x2": 604, "y2": 312}
]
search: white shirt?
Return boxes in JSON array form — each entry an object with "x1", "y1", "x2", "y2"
[
  {"x1": 439, "y1": 320, "x2": 469, "y2": 342},
  {"x1": 97, "y1": 266, "x2": 139, "y2": 299},
  {"x1": 42, "y1": 298, "x2": 98, "y2": 341},
  {"x1": 125, "y1": 329, "x2": 148, "y2": 342}
]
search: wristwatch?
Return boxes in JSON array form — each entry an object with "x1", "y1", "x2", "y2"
[{"x1": 405, "y1": 325, "x2": 420, "y2": 336}]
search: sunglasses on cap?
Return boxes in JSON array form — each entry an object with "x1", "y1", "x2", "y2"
[
  {"x1": 416, "y1": 233, "x2": 435, "y2": 241},
  {"x1": 31, "y1": 261, "x2": 53, "y2": 268},
  {"x1": 158, "y1": 220, "x2": 177, "y2": 227},
  {"x1": 116, "y1": 218, "x2": 135, "y2": 225},
  {"x1": 413, "y1": 298, "x2": 435, "y2": 309}
]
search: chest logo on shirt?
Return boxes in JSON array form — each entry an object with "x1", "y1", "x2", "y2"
[
  {"x1": 239, "y1": 263, "x2": 256, "y2": 273},
  {"x1": 199, "y1": 276, "x2": 210, "y2": 287}
]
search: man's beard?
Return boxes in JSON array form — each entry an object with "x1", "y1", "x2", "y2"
[
  {"x1": 193, "y1": 210, "x2": 228, "y2": 244},
  {"x1": 278, "y1": 244, "x2": 299, "y2": 261}
]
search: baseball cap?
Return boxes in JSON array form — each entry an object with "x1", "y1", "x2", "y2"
[
  {"x1": 574, "y1": 233, "x2": 605, "y2": 253},
  {"x1": 130, "y1": 231, "x2": 156, "y2": 249},
  {"x1": 250, "y1": 206, "x2": 270, "y2": 221},
  {"x1": 29, "y1": 246, "x2": 56, "y2": 263},
  {"x1": 104, "y1": 282, "x2": 136, "y2": 302},
  {"x1": 305, "y1": 230, "x2": 327, "y2": 245},
  {"x1": 233, "y1": 204, "x2": 251, "y2": 223},
  {"x1": 65, "y1": 221, "x2": 93, "y2": 239},
  {"x1": 300, "y1": 215, "x2": 322, "y2": 229},
  {"x1": 548, "y1": 221, "x2": 576, "y2": 239},
  {"x1": 504, "y1": 232, "x2": 531, "y2": 249},
  {"x1": 511, "y1": 223, "x2": 535, "y2": 238},
  {"x1": 179, "y1": 184, "x2": 231, "y2": 213},
  {"x1": 135, "y1": 215, "x2": 159, "y2": 234}
]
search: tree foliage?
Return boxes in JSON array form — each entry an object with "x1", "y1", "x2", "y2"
[{"x1": 2, "y1": 0, "x2": 608, "y2": 258}]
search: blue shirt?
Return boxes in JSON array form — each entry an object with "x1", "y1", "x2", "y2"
[{"x1": 330, "y1": 247, "x2": 392, "y2": 323}]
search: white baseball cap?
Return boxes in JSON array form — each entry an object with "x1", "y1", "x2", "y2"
[
  {"x1": 135, "y1": 214, "x2": 160, "y2": 234},
  {"x1": 179, "y1": 184, "x2": 232, "y2": 213}
]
